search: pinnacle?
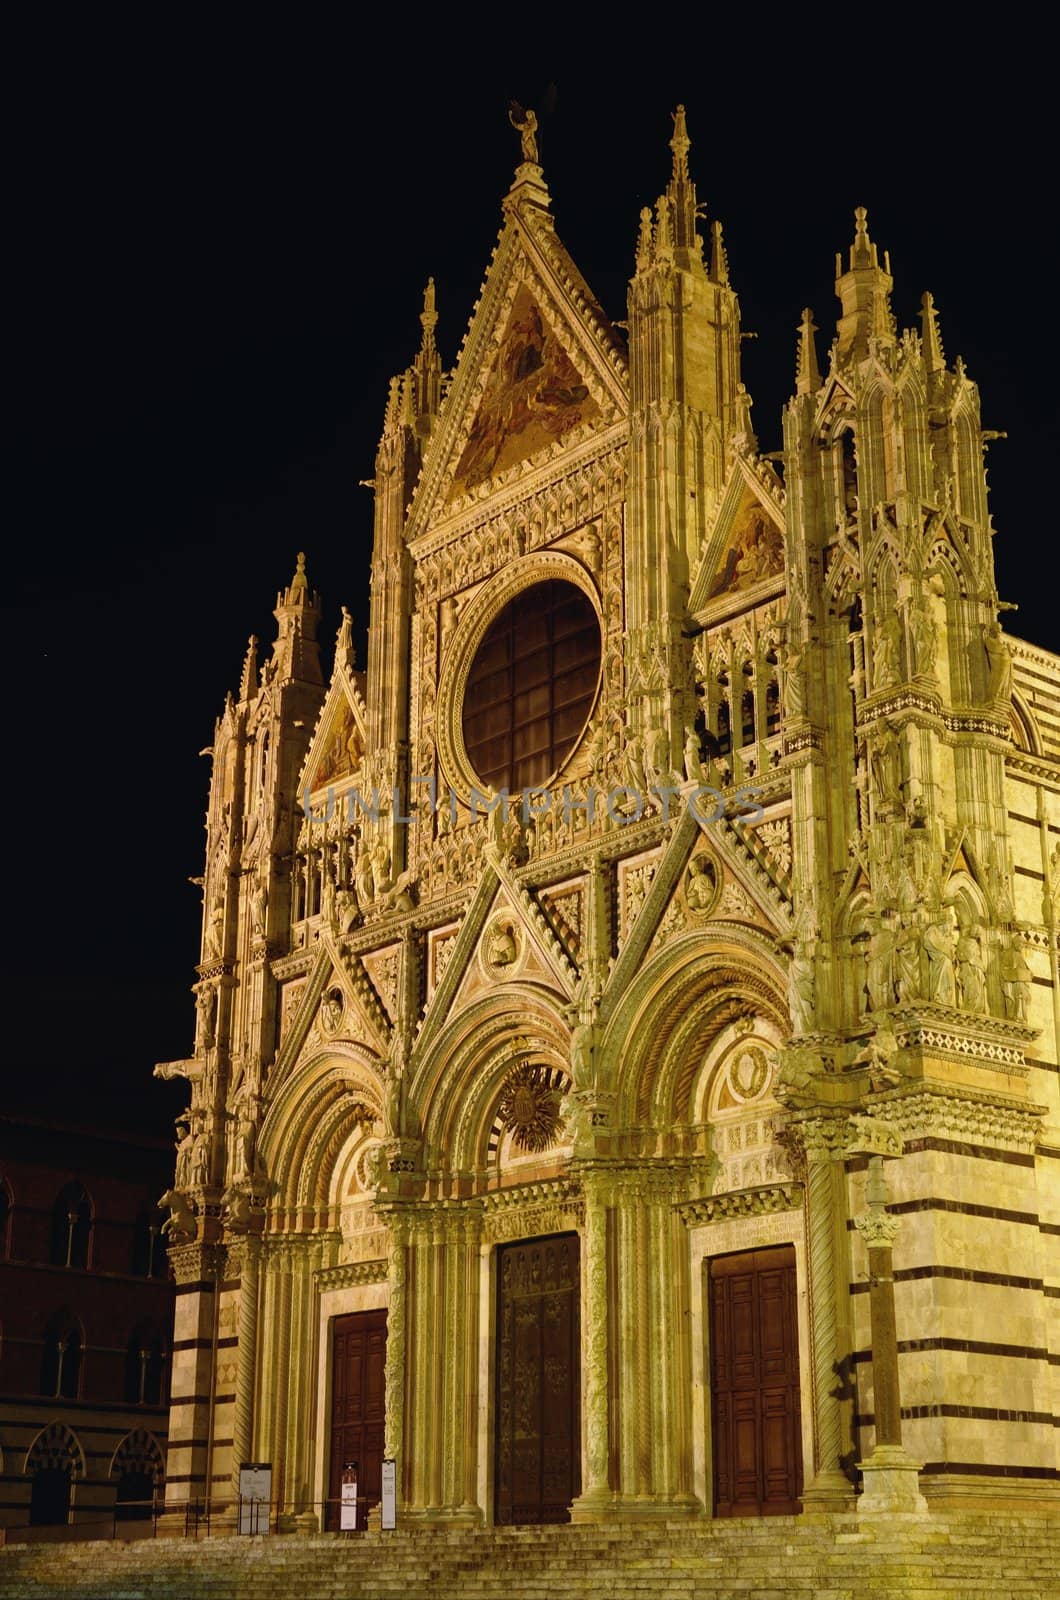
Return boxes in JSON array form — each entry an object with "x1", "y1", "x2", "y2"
[{"x1": 670, "y1": 103, "x2": 690, "y2": 182}]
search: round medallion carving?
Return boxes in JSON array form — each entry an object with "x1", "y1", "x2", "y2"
[
  {"x1": 496, "y1": 1062, "x2": 562, "y2": 1153},
  {"x1": 483, "y1": 917, "x2": 521, "y2": 976},
  {"x1": 728, "y1": 1046, "x2": 770, "y2": 1102},
  {"x1": 684, "y1": 852, "x2": 720, "y2": 916}
]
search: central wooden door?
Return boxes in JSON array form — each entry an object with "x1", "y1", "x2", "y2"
[
  {"x1": 495, "y1": 1233, "x2": 581, "y2": 1524},
  {"x1": 328, "y1": 1308, "x2": 386, "y2": 1529},
  {"x1": 709, "y1": 1245, "x2": 802, "y2": 1516}
]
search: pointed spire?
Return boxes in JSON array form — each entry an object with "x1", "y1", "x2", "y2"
[
  {"x1": 710, "y1": 220, "x2": 729, "y2": 286},
  {"x1": 670, "y1": 103, "x2": 691, "y2": 183},
  {"x1": 271, "y1": 552, "x2": 322, "y2": 686},
  {"x1": 663, "y1": 104, "x2": 702, "y2": 264},
  {"x1": 239, "y1": 635, "x2": 259, "y2": 701},
  {"x1": 419, "y1": 277, "x2": 437, "y2": 355},
  {"x1": 920, "y1": 291, "x2": 946, "y2": 374},
  {"x1": 834, "y1": 206, "x2": 895, "y2": 364},
  {"x1": 335, "y1": 605, "x2": 356, "y2": 673},
  {"x1": 796, "y1": 308, "x2": 821, "y2": 396}
]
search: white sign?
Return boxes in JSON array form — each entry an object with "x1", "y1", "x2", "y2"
[
  {"x1": 238, "y1": 1462, "x2": 272, "y2": 1535},
  {"x1": 340, "y1": 1476, "x2": 358, "y2": 1531},
  {"x1": 380, "y1": 1459, "x2": 396, "y2": 1530}
]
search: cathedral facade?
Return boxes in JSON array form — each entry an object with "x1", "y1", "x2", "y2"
[{"x1": 156, "y1": 111, "x2": 1060, "y2": 1529}]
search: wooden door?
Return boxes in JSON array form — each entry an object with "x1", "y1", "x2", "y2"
[
  {"x1": 495, "y1": 1233, "x2": 580, "y2": 1525},
  {"x1": 328, "y1": 1308, "x2": 387, "y2": 1529},
  {"x1": 709, "y1": 1245, "x2": 802, "y2": 1516}
]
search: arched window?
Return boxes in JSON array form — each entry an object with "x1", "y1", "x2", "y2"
[
  {"x1": 124, "y1": 1324, "x2": 167, "y2": 1407},
  {"x1": 741, "y1": 688, "x2": 756, "y2": 747},
  {"x1": 30, "y1": 1467, "x2": 71, "y2": 1526},
  {"x1": 716, "y1": 699, "x2": 731, "y2": 757},
  {"x1": 111, "y1": 1429, "x2": 165, "y2": 1523},
  {"x1": 25, "y1": 1422, "x2": 83, "y2": 1527},
  {"x1": 40, "y1": 1313, "x2": 83, "y2": 1400},
  {"x1": 50, "y1": 1182, "x2": 92, "y2": 1269},
  {"x1": 0, "y1": 1179, "x2": 11, "y2": 1259},
  {"x1": 839, "y1": 428, "x2": 858, "y2": 514},
  {"x1": 765, "y1": 678, "x2": 780, "y2": 736}
]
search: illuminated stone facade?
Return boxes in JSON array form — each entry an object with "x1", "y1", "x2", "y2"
[{"x1": 156, "y1": 111, "x2": 1060, "y2": 1527}]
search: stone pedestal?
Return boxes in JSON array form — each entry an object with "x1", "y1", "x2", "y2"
[{"x1": 857, "y1": 1445, "x2": 929, "y2": 1516}]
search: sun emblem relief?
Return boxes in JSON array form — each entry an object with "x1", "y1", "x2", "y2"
[{"x1": 496, "y1": 1062, "x2": 562, "y2": 1153}]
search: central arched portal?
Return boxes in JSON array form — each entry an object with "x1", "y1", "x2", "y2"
[{"x1": 494, "y1": 1233, "x2": 581, "y2": 1524}]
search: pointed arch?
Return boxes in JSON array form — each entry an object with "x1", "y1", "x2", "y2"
[
  {"x1": 1010, "y1": 689, "x2": 1044, "y2": 755},
  {"x1": 411, "y1": 985, "x2": 571, "y2": 1175},
  {"x1": 598, "y1": 928, "x2": 787, "y2": 1128},
  {"x1": 25, "y1": 1421, "x2": 85, "y2": 1479},
  {"x1": 39, "y1": 1309, "x2": 85, "y2": 1400},
  {"x1": 259, "y1": 1047, "x2": 386, "y2": 1218},
  {"x1": 897, "y1": 365, "x2": 928, "y2": 502},
  {"x1": 110, "y1": 1427, "x2": 165, "y2": 1487}
]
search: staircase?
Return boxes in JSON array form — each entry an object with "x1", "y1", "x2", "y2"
[{"x1": 2, "y1": 1512, "x2": 1058, "y2": 1599}]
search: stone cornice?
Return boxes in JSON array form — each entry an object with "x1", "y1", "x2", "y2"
[
  {"x1": 315, "y1": 1258, "x2": 387, "y2": 1291},
  {"x1": 865, "y1": 1080, "x2": 1046, "y2": 1154},
  {"x1": 677, "y1": 1181, "x2": 804, "y2": 1227}
]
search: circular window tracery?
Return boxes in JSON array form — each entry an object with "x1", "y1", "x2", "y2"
[{"x1": 460, "y1": 577, "x2": 601, "y2": 795}]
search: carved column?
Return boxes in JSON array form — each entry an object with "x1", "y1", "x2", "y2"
[
  {"x1": 382, "y1": 1212, "x2": 408, "y2": 1481},
  {"x1": 229, "y1": 1237, "x2": 260, "y2": 1492},
  {"x1": 851, "y1": 1142, "x2": 927, "y2": 1515},
  {"x1": 571, "y1": 1174, "x2": 612, "y2": 1517},
  {"x1": 796, "y1": 1117, "x2": 857, "y2": 1508}
]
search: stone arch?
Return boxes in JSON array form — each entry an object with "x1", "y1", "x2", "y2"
[
  {"x1": 600, "y1": 929, "x2": 787, "y2": 1129},
  {"x1": 24, "y1": 1421, "x2": 85, "y2": 1480},
  {"x1": 1010, "y1": 689, "x2": 1044, "y2": 755},
  {"x1": 412, "y1": 986, "x2": 570, "y2": 1176},
  {"x1": 110, "y1": 1428, "x2": 165, "y2": 1488},
  {"x1": 259, "y1": 1047, "x2": 386, "y2": 1217}
]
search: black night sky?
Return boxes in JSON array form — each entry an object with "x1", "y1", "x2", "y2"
[{"x1": 6, "y1": 22, "x2": 1057, "y2": 1138}]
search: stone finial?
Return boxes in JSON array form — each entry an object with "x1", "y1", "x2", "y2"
[
  {"x1": 796, "y1": 307, "x2": 821, "y2": 396},
  {"x1": 710, "y1": 219, "x2": 729, "y2": 286},
  {"x1": 636, "y1": 206, "x2": 654, "y2": 272},
  {"x1": 239, "y1": 635, "x2": 259, "y2": 702},
  {"x1": 420, "y1": 277, "x2": 438, "y2": 349},
  {"x1": 920, "y1": 290, "x2": 945, "y2": 373},
  {"x1": 670, "y1": 103, "x2": 690, "y2": 183}
]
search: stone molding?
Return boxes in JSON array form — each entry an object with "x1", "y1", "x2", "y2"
[
  {"x1": 865, "y1": 1081, "x2": 1046, "y2": 1153},
  {"x1": 677, "y1": 1180, "x2": 804, "y2": 1227},
  {"x1": 315, "y1": 1258, "x2": 388, "y2": 1290}
]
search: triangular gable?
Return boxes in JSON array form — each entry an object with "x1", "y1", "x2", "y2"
[
  {"x1": 298, "y1": 670, "x2": 368, "y2": 801},
  {"x1": 267, "y1": 940, "x2": 390, "y2": 1100},
  {"x1": 447, "y1": 283, "x2": 601, "y2": 501},
  {"x1": 406, "y1": 199, "x2": 628, "y2": 539},
  {"x1": 691, "y1": 468, "x2": 785, "y2": 614}
]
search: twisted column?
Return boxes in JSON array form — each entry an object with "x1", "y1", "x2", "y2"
[
  {"x1": 383, "y1": 1215, "x2": 408, "y2": 1474},
  {"x1": 229, "y1": 1238, "x2": 260, "y2": 1492},
  {"x1": 798, "y1": 1118, "x2": 856, "y2": 1507}
]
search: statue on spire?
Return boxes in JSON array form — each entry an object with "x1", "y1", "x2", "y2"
[
  {"x1": 508, "y1": 101, "x2": 539, "y2": 165},
  {"x1": 670, "y1": 104, "x2": 690, "y2": 182}
]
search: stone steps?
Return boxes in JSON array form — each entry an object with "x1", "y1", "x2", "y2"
[{"x1": 2, "y1": 1513, "x2": 1058, "y2": 1600}]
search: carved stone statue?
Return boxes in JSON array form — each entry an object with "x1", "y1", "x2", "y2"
[
  {"x1": 781, "y1": 643, "x2": 805, "y2": 718},
  {"x1": 984, "y1": 621, "x2": 1013, "y2": 704},
  {"x1": 487, "y1": 922, "x2": 518, "y2": 967},
  {"x1": 355, "y1": 846, "x2": 374, "y2": 906},
  {"x1": 370, "y1": 842, "x2": 392, "y2": 899},
  {"x1": 869, "y1": 720, "x2": 901, "y2": 811},
  {"x1": 251, "y1": 876, "x2": 268, "y2": 938},
  {"x1": 894, "y1": 918, "x2": 923, "y2": 1002},
  {"x1": 206, "y1": 893, "x2": 224, "y2": 958},
  {"x1": 999, "y1": 937, "x2": 1031, "y2": 1021},
  {"x1": 158, "y1": 1189, "x2": 196, "y2": 1240},
  {"x1": 683, "y1": 725, "x2": 705, "y2": 784},
  {"x1": 923, "y1": 905, "x2": 958, "y2": 1006},
  {"x1": 911, "y1": 603, "x2": 939, "y2": 678},
  {"x1": 508, "y1": 101, "x2": 539, "y2": 164},
  {"x1": 873, "y1": 612, "x2": 902, "y2": 690},
  {"x1": 174, "y1": 1120, "x2": 195, "y2": 1189},
  {"x1": 196, "y1": 984, "x2": 217, "y2": 1049},
  {"x1": 866, "y1": 911, "x2": 898, "y2": 1012},
  {"x1": 956, "y1": 926, "x2": 987, "y2": 1013},
  {"x1": 787, "y1": 942, "x2": 816, "y2": 1035},
  {"x1": 685, "y1": 854, "x2": 717, "y2": 912},
  {"x1": 191, "y1": 1133, "x2": 211, "y2": 1189}
]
